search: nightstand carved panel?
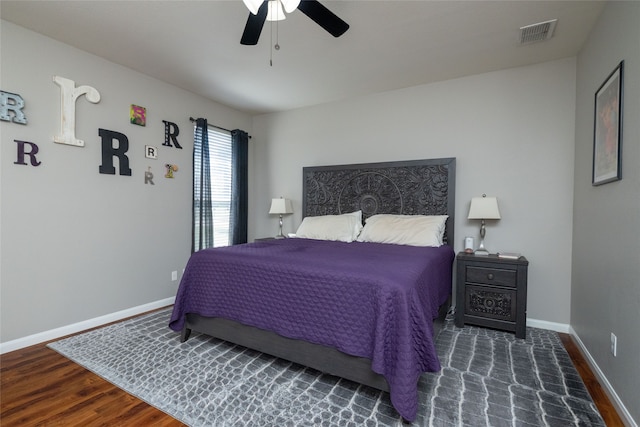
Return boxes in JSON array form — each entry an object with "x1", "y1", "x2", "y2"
[
  {"x1": 455, "y1": 253, "x2": 529, "y2": 338},
  {"x1": 465, "y1": 285, "x2": 516, "y2": 321}
]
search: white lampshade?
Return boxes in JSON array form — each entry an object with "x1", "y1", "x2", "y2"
[
  {"x1": 266, "y1": 0, "x2": 286, "y2": 21},
  {"x1": 280, "y1": 0, "x2": 300, "y2": 13},
  {"x1": 468, "y1": 196, "x2": 501, "y2": 220},
  {"x1": 269, "y1": 198, "x2": 293, "y2": 215},
  {"x1": 242, "y1": 0, "x2": 264, "y2": 15}
]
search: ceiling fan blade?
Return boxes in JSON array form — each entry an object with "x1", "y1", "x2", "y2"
[
  {"x1": 296, "y1": 0, "x2": 349, "y2": 38},
  {"x1": 240, "y1": 1, "x2": 268, "y2": 45}
]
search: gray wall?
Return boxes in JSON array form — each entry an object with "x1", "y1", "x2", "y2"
[
  {"x1": 572, "y1": 2, "x2": 640, "y2": 424},
  {"x1": 251, "y1": 58, "x2": 577, "y2": 328},
  {"x1": 0, "y1": 21, "x2": 251, "y2": 343}
]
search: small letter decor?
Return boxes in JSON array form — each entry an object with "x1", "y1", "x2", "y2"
[
  {"x1": 145, "y1": 145, "x2": 158, "y2": 159},
  {"x1": 145, "y1": 167, "x2": 155, "y2": 185},
  {"x1": 14, "y1": 140, "x2": 41, "y2": 166},
  {"x1": 1, "y1": 91, "x2": 27, "y2": 124},
  {"x1": 162, "y1": 120, "x2": 182, "y2": 149},
  {"x1": 165, "y1": 164, "x2": 178, "y2": 178}
]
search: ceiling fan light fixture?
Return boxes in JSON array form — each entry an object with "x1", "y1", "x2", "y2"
[
  {"x1": 240, "y1": 0, "x2": 349, "y2": 45},
  {"x1": 266, "y1": 0, "x2": 286, "y2": 21},
  {"x1": 242, "y1": 0, "x2": 263, "y2": 15},
  {"x1": 280, "y1": 0, "x2": 301, "y2": 14}
]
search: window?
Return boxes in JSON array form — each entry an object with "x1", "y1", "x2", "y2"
[
  {"x1": 193, "y1": 125, "x2": 232, "y2": 248},
  {"x1": 193, "y1": 119, "x2": 248, "y2": 251}
]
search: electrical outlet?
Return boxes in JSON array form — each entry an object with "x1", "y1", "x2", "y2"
[
  {"x1": 171, "y1": 271, "x2": 178, "y2": 281},
  {"x1": 610, "y1": 333, "x2": 617, "y2": 357}
]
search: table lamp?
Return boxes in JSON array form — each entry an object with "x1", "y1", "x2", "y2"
[
  {"x1": 467, "y1": 194, "x2": 501, "y2": 255},
  {"x1": 269, "y1": 197, "x2": 293, "y2": 238}
]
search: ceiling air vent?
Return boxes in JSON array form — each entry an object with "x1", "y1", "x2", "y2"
[{"x1": 519, "y1": 19, "x2": 557, "y2": 44}]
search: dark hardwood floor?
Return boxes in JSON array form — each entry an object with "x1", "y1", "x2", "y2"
[
  {"x1": 559, "y1": 334, "x2": 625, "y2": 426},
  {"x1": 1, "y1": 319, "x2": 625, "y2": 426}
]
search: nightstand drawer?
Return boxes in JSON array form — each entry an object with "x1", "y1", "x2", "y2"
[
  {"x1": 465, "y1": 285, "x2": 516, "y2": 322},
  {"x1": 466, "y1": 266, "x2": 517, "y2": 287}
]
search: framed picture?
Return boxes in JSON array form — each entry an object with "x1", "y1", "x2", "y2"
[
  {"x1": 130, "y1": 104, "x2": 147, "y2": 126},
  {"x1": 592, "y1": 61, "x2": 624, "y2": 186}
]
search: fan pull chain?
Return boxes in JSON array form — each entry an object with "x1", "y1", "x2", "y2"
[
  {"x1": 269, "y1": 1, "x2": 281, "y2": 66},
  {"x1": 275, "y1": 9, "x2": 280, "y2": 51}
]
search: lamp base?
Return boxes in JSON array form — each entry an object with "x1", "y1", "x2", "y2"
[
  {"x1": 274, "y1": 214, "x2": 286, "y2": 239},
  {"x1": 474, "y1": 236, "x2": 490, "y2": 256}
]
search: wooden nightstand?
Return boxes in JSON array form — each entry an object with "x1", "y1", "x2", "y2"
[
  {"x1": 455, "y1": 252, "x2": 529, "y2": 339},
  {"x1": 254, "y1": 237, "x2": 276, "y2": 242}
]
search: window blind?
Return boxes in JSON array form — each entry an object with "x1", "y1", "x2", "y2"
[
  {"x1": 194, "y1": 125, "x2": 232, "y2": 248},
  {"x1": 209, "y1": 127, "x2": 232, "y2": 247}
]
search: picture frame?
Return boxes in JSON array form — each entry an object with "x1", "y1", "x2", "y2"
[
  {"x1": 592, "y1": 61, "x2": 624, "y2": 186},
  {"x1": 130, "y1": 104, "x2": 146, "y2": 126}
]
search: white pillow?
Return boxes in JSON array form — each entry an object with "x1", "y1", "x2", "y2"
[
  {"x1": 295, "y1": 211, "x2": 363, "y2": 242},
  {"x1": 344, "y1": 210, "x2": 364, "y2": 238},
  {"x1": 356, "y1": 214, "x2": 448, "y2": 247}
]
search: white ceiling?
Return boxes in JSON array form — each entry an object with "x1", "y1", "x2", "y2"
[{"x1": 1, "y1": 0, "x2": 605, "y2": 115}]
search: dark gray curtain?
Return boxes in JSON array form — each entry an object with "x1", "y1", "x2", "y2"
[
  {"x1": 192, "y1": 118, "x2": 213, "y2": 252},
  {"x1": 230, "y1": 129, "x2": 249, "y2": 245}
]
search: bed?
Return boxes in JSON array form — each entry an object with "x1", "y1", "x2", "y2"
[{"x1": 169, "y1": 157, "x2": 456, "y2": 422}]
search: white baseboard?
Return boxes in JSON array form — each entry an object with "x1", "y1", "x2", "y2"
[
  {"x1": 569, "y1": 327, "x2": 637, "y2": 427},
  {"x1": 0, "y1": 297, "x2": 175, "y2": 355},
  {"x1": 526, "y1": 317, "x2": 571, "y2": 333}
]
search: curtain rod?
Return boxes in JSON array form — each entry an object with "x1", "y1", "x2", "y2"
[{"x1": 189, "y1": 117, "x2": 251, "y2": 138}]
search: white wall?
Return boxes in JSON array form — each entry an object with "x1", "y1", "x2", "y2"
[
  {"x1": 0, "y1": 21, "x2": 251, "y2": 343},
  {"x1": 572, "y1": 2, "x2": 640, "y2": 424},
  {"x1": 251, "y1": 58, "x2": 577, "y2": 326}
]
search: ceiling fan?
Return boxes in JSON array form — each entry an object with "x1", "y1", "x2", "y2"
[{"x1": 241, "y1": 0, "x2": 349, "y2": 45}]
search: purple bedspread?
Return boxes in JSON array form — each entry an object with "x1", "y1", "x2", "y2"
[{"x1": 169, "y1": 238, "x2": 454, "y2": 421}]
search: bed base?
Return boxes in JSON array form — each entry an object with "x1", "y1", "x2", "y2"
[{"x1": 180, "y1": 298, "x2": 450, "y2": 393}]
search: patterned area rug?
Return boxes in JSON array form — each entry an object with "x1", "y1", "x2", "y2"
[{"x1": 48, "y1": 308, "x2": 604, "y2": 426}]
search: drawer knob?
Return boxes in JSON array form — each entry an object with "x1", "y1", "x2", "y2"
[{"x1": 487, "y1": 273, "x2": 494, "y2": 280}]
